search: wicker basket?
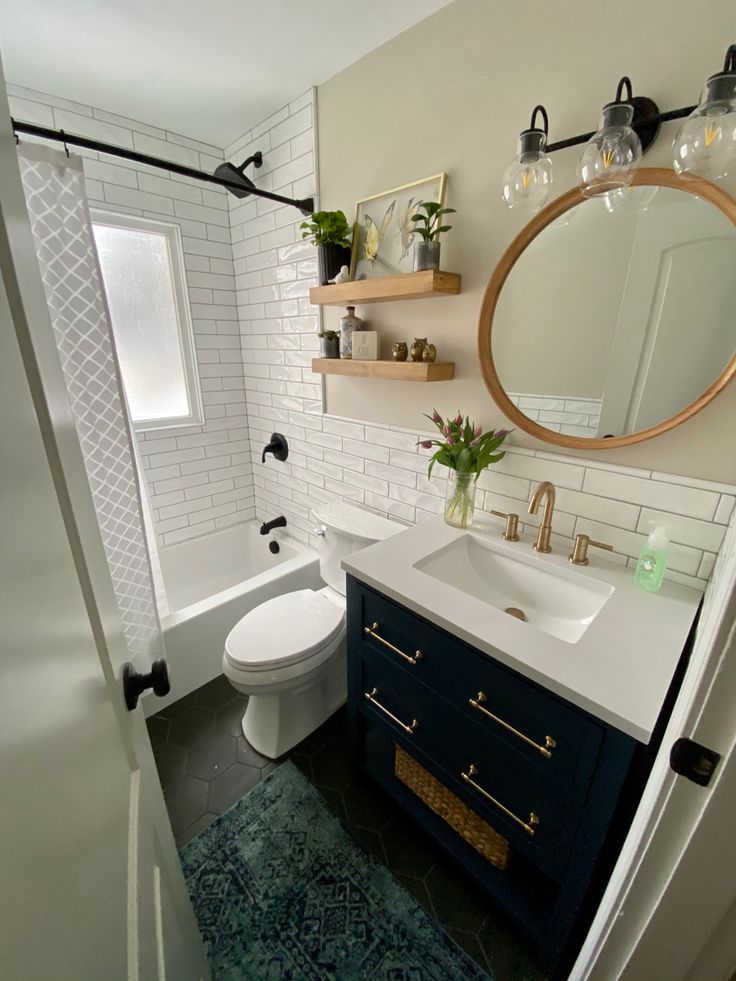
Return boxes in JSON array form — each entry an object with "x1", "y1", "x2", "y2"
[{"x1": 395, "y1": 745, "x2": 511, "y2": 871}]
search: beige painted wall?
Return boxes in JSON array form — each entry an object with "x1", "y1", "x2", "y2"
[{"x1": 317, "y1": 0, "x2": 736, "y2": 483}]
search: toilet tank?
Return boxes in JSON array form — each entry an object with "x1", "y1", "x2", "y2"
[{"x1": 311, "y1": 501, "x2": 402, "y2": 595}]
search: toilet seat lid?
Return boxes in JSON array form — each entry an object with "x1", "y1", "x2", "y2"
[{"x1": 224, "y1": 589, "x2": 344, "y2": 668}]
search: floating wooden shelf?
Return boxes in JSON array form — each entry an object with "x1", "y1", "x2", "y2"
[
  {"x1": 311, "y1": 358, "x2": 455, "y2": 382},
  {"x1": 309, "y1": 269, "x2": 461, "y2": 306}
]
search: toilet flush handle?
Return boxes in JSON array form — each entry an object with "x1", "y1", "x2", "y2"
[{"x1": 313, "y1": 525, "x2": 327, "y2": 537}]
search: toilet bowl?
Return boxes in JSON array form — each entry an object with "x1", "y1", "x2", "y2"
[{"x1": 222, "y1": 501, "x2": 400, "y2": 758}]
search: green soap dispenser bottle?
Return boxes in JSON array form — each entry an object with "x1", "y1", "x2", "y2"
[{"x1": 634, "y1": 523, "x2": 669, "y2": 592}]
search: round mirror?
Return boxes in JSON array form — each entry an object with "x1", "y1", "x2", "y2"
[{"x1": 478, "y1": 168, "x2": 736, "y2": 448}]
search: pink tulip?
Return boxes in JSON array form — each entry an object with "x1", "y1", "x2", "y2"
[
  {"x1": 454, "y1": 412, "x2": 463, "y2": 426},
  {"x1": 431, "y1": 409, "x2": 442, "y2": 424},
  {"x1": 496, "y1": 428, "x2": 510, "y2": 440},
  {"x1": 447, "y1": 436, "x2": 456, "y2": 445},
  {"x1": 470, "y1": 436, "x2": 481, "y2": 447},
  {"x1": 443, "y1": 425, "x2": 451, "y2": 437},
  {"x1": 473, "y1": 424, "x2": 482, "y2": 438},
  {"x1": 419, "y1": 439, "x2": 433, "y2": 449}
]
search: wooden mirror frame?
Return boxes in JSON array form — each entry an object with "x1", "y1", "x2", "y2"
[{"x1": 478, "y1": 167, "x2": 736, "y2": 449}]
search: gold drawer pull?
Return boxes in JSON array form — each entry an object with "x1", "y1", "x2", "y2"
[
  {"x1": 461, "y1": 764, "x2": 540, "y2": 837},
  {"x1": 364, "y1": 622, "x2": 423, "y2": 666},
  {"x1": 469, "y1": 691, "x2": 557, "y2": 759},
  {"x1": 364, "y1": 687, "x2": 419, "y2": 735}
]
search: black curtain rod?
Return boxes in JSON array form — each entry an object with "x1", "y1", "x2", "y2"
[
  {"x1": 11, "y1": 119, "x2": 315, "y2": 215},
  {"x1": 545, "y1": 104, "x2": 696, "y2": 153}
]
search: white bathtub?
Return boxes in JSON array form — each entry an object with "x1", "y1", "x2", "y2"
[{"x1": 144, "y1": 522, "x2": 321, "y2": 715}]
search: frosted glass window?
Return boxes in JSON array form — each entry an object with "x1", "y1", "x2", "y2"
[{"x1": 92, "y1": 217, "x2": 201, "y2": 429}]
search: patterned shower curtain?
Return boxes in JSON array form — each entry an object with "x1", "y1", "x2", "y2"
[{"x1": 18, "y1": 143, "x2": 164, "y2": 668}]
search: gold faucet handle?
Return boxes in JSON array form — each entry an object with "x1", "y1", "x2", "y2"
[
  {"x1": 569, "y1": 533, "x2": 614, "y2": 566},
  {"x1": 490, "y1": 510, "x2": 520, "y2": 542}
]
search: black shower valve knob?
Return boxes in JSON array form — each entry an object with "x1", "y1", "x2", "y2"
[{"x1": 261, "y1": 433, "x2": 289, "y2": 464}]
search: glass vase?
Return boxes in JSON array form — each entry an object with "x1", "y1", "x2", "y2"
[{"x1": 444, "y1": 471, "x2": 477, "y2": 529}]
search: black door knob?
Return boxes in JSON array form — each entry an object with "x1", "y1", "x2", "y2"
[{"x1": 123, "y1": 658, "x2": 170, "y2": 711}]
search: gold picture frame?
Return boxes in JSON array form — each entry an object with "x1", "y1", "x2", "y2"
[{"x1": 350, "y1": 172, "x2": 447, "y2": 281}]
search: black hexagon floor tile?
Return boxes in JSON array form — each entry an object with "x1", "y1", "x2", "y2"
[
  {"x1": 207, "y1": 762, "x2": 262, "y2": 815},
  {"x1": 155, "y1": 691, "x2": 197, "y2": 719},
  {"x1": 146, "y1": 715, "x2": 170, "y2": 747},
  {"x1": 381, "y1": 818, "x2": 439, "y2": 879},
  {"x1": 235, "y1": 735, "x2": 271, "y2": 769},
  {"x1": 394, "y1": 872, "x2": 436, "y2": 917},
  {"x1": 154, "y1": 741, "x2": 189, "y2": 791},
  {"x1": 196, "y1": 674, "x2": 237, "y2": 710},
  {"x1": 287, "y1": 752, "x2": 314, "y2": 782},
  {"x1": 350, "y1": 824, "x2": 387, "y2": 865},
  {"x1": 175, "y1": 812, "x2": 219, "y2": 849},
  {"x1": 164, "y1": 774, "x2": 209, "y2": 836},
  {"x1": 213, "y1": 696, "x2": 248, "y2": 736},
  {"x1": 341, "y1": 780, "x2": 396, "y2": 833},
  {"x1": 186, "y1": 733, "x2": 237, "y2": 782},
  {"x1": 310, "y1": 738, "x2": 352, "y2": 791},
  {"x1": 168, "y1": 706, "x2": 217, "y2": 748},
  {"x1": 477, "y1": 914, "x2": 549, "y2": 981},
  {"x1": 425, "y1": 859, "x2": 490, "y2": 934},
  {"x1": 447, "y1": 928, "x2": 493, "y2": 977}
]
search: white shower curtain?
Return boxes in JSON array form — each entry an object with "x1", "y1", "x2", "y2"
[{"x1": 18, "y1": 143, "x2": 164, "y2": 667}]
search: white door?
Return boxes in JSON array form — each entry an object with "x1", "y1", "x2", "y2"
[
  {"x1": 598, "y1": 194, "x2": 736, "y2": 436},
  {"x1": 0, "y1": 73, "x2": 209, "y2": 981},
  {"x1": 572, "y1": 518, "x2": 736, "y2": 981}
]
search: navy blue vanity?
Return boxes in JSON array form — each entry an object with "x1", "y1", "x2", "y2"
[{"x1": 346, "y1": 575, "x2": 690, "y2": 976}]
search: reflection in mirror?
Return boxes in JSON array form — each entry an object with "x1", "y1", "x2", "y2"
[{"x1": 491, "y1": 185, "x2": 736, "y2": 439}]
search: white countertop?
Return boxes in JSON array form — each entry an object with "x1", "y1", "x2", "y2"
[{"x1": 343, "y1": 515, "x2": 704, "y2": 743}]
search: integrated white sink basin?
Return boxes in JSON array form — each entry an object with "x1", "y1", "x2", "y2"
[
  {"x1": 413, "y1": 535, "x2": 614, "y2": 644},
  {"x1": 342, "y1": 514, "x2": 704, "y2": 742}
]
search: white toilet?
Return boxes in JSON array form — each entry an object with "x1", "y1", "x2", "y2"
[{"x1": 222, "y1": 501, "x2": 400, "y2": 758}]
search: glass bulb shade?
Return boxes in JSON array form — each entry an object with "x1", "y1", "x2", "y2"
[
  {"x1": 501, "y1": 129, "x2": 553, "y2": 211},
  {"x1": 602, "y1": 184, "x2": 660, "y2": 215},
  {"x1": 672, "y1": 73, "x2": 736, "y2": 179},
  {"x1": 578, "y1": 102, "x2": 642, "y2": 197}
]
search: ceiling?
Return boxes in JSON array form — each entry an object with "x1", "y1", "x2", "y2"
[{"x1": 0, "y1": 0, "x2": 452, "y2": 147}]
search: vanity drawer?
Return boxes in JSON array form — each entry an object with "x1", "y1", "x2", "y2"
[
  {"x1": 350, "y1": 579, "x2": 605, "y2": 798},
  {"x1": 354, "y1": 652, "x2": 583, "y2": 877}
]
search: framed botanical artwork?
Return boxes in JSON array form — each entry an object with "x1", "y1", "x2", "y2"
[{"x1": 350, "y1": 173, "x2": 447, "y2": 280}]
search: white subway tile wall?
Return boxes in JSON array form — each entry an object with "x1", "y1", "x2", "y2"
[
  {"x1": 508, "y1": 392, "x2": 603, "y2": 438},
  {"x1": 10, "y1": 83, "x2": 734, "y2": 587},
  {"x1": 8, "y1": 84, "x2": 256, "y2": 545},
  {"x1": 225, "y1": 89, "x2": 733, "y2": 591}
]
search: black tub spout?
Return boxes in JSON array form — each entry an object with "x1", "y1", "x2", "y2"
[{"x1": 260, "y1": 515, "x2": 287, "y2": 535}]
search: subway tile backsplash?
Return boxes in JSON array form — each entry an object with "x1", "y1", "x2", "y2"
[{"x1": 10, "y1": 83, "x2": 734, "y2": 585}]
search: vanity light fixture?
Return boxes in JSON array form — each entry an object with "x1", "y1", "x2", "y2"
[
  {"x1": 500, "y1": 105, "x2": 553, "y2": 212},
  {"x1": 577, "y1": 77, "x2": 656, "y2": 197},
  {"x1": 672, "y1": 44, "x2": 736, "y2": 179}
]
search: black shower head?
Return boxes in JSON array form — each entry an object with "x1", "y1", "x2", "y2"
[{"x1": 214, "y1": 151, "x2": 263, "y2": 198}]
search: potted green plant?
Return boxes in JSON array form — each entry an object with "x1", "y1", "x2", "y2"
[
  {"x1": 300, "y1": 210, "x2": 353, "y2": 285},
  {"x1": 420, "y1": 409, "x2": 509, "y2": 528},
  {"x1": 318, "y1": 329, "x2": 340, "y2": 359},
  {"x1": 410, "y1": 201, "x2": 456, "y2": 271}
]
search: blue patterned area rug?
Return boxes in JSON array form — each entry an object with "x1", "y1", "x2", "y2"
[{"x1": 180, "y1": 760, "x2": 491, "y2": 981}]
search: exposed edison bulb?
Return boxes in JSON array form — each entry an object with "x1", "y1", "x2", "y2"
[
  {"x1": 578, "y1": 102, "x2": 642, "y2": 197},
  {"x1": 501, "y1": 128, "x2": 553, "y2": 212},
  {"x1": 672, "y1": 72, "x2": 736, "y2": 179}
]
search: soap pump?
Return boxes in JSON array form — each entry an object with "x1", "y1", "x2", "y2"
[{"x1": 634, "y1": 523, "x2": 669, "y2": 592}]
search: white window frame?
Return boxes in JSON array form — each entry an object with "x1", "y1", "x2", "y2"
[{"x1": 91, "y1": 210, "x2": 203, "y2": 433}]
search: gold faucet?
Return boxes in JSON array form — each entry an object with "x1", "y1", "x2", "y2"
[{"x1": 528, "y1": 481, "x2": 556, "y2": 553}]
